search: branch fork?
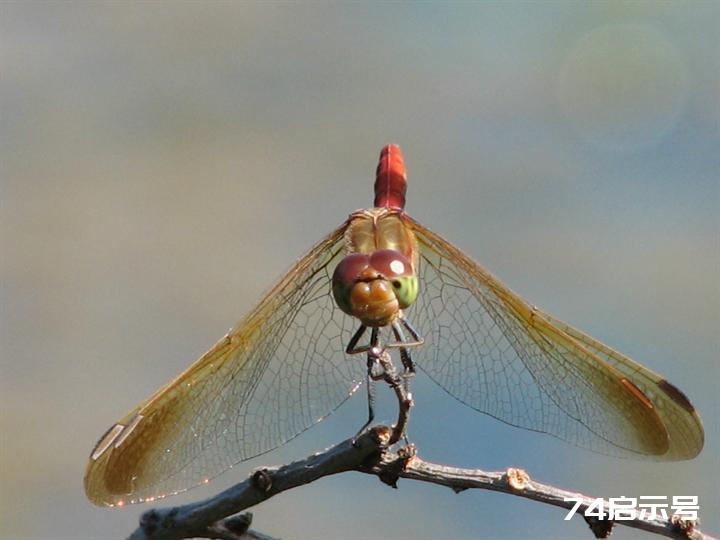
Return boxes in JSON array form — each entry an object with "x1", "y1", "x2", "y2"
[
  {"x1": 125, "y1": 426, "x2": 716, "y2": 540},
  {"x1": 124, "y1": 354, "x2": 714, "y2": 540}
]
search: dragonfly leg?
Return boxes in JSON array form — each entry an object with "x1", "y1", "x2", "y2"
[
  {"x1": 354, "y1": 355, "x2": 377, "y2": 439},
  {"x1": 400, "y1": 317, "x2": 424, "y2": 346},
  {"x1": 354, "y1": 330, "x2": 381, "y2": 440},
  {"x1": 391, "y1": 320, "x2": 415, "y2": 395},
  {"x1": 391, "y1": 320, "x2": 416, "y2": 375},
  {"x1": 384, "y1": 317, "x2": 424, "y2": 353},
  {"x1": 349, "y1": 326, "x2": 414, "y2": 445},
  {"x1": 346, "y1": 324, "x2": 368, "y2": 355}
]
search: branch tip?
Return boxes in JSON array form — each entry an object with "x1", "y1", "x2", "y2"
[{"x1": 672, "y1": 514, "x2": 701, "y2": 539}]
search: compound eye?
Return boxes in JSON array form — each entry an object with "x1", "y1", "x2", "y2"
[
  {"x1": 332, "y1": 254, "x2": 371, "y2": 316},
  {"x1": 369, "y1": 249, "x2": 412, "y2": 278},
  {"x1": 332, "y1": 253, "x2": 370, "y2": 286},
  {"x1": 390, "y1": 275, "x2": 419, "y2": 309}
]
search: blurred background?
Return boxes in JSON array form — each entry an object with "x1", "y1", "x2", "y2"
[{"x1": 1, "y1": 2, "x2": 718, "y2": 539}]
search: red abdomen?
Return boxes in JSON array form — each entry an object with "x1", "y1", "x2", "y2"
[{"x1": 374, "y1": 144, "x2": 407, "y2": 210}]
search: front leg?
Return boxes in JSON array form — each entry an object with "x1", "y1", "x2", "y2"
[
  {"x1": 354, "y1": 329, "x2": 381, "y2": 438},
  {"x1": 391, "y1": 320, "x2": 416, "y2": 394}
]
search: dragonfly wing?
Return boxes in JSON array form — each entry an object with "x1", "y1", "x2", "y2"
[
  {"x1": 406, "y1": 216, "x2": 703, "y2": 460},
  {"x1": 537, "y1": 313, "x2": 704, "y2": 460},
  {"x1": 84, "y1": 222, "x2": 364, "y2": 506}
]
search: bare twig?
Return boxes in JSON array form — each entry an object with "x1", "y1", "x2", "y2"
[
  {"x1": 374, "y1": 349, "x2": 413, "y2": 445},
  {"x1": 125, "y1": 426, "x2": 716, "y2": 540},
  {"x1": 370, "y1": 449, "x2": 713, "y2": 540}
]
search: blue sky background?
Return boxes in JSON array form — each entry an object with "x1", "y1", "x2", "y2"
[{"x1": 2, "y1": 2, "x2": 718, "y2": 539}]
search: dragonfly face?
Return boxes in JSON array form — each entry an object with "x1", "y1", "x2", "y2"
[
  {"x1": 84, "y1": 144, "x2": 704, "y2": 508},
  {"x1": 332, "y1": 249, "x2": 419, "y2": 327}
]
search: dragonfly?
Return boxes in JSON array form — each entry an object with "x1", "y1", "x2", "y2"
[{"x1": 85, "y1": 145, "x2": 704, "y2": 507}]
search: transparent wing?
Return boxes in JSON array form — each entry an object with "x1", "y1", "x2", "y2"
[
  {"x1": 407, "y1": 216, "x2": 703, "y2": 460},
  {"x1": 84, "y1": 222, "x2": 365, "y2": 506}
]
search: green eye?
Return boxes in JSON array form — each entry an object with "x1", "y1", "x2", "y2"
[{"x1": 391, "y1": 275, "x2": 419, "y2": 309}]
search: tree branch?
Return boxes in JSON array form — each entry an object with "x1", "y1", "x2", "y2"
[
  {"x1": 126, "y1": 426, "x2": 716, "y2": 540},
  {"x1": 126, "y1": 427, "x2": 388, "y2": 540},
  {"x1": 373, "y1": 450, "x2": 713, "y2": 540}
]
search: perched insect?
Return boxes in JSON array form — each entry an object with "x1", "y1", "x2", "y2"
[{"x1": 85, "y1": 145, "x2": 704, "y2": 507}]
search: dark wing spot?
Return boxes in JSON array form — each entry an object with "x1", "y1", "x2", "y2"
[{"x1": 658, "y1": 379, "x2": 695, "y2": 413}]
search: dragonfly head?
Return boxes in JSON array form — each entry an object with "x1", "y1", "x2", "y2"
[{"x1": 332, "y1": 249, "x2": 418, "y2": 327}]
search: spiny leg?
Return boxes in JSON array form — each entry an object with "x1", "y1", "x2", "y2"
[
  {"x1": 391, "y1": 318, "x2": 424, "y2": 443},
  {"x1": 355, "y1": 328, "x2": 381, "y2": 438},
  {"x1": 354, "y1": 356, "x2": 376, "y2": 438},
  {"x1": 394, "y1": 316, "x2": 426, "y2": 387},
  {"x1": 400, "y1": 317, "x2": 424, "y2": 345},
  {"x1": 346, "y1": 324, "x2": 368, "y2": 355},
  {"x1": 391, "y1": 320, "x2": 416, "y2": 376},
  {"x1": 349, "y1": 321, "x2": 423, "y2": 444}
]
